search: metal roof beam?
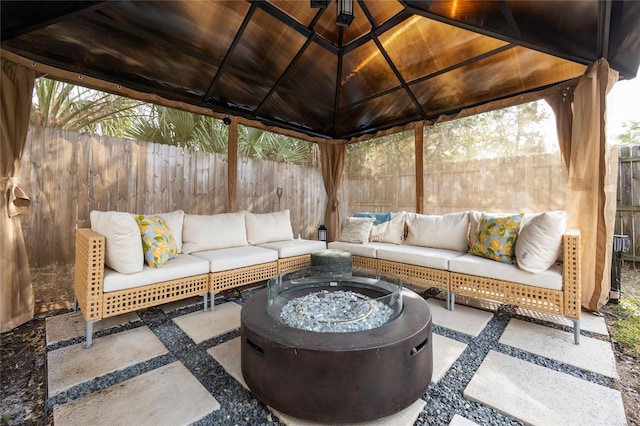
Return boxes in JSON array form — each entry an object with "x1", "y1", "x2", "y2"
[
  {"x1": 597, "y1": 0, "x2": 612, "y2": 58},
  {"x1": 254, "y1": 7, "x2": 328, "y2": 118},
  {"x1": 203, "y1": 2, "x2": 259, "y2": 104},
  {"x1": 358, "y1": 0, "x2": 425, "y2": 118},
  {"x1": 497, "y1": 0, "x2": 521, "y2": 39}
]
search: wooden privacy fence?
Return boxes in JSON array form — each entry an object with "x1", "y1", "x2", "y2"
[
  {"x1": 346, "y1": 153, "x2": 568, "y2": 216},
  {"x1": 17, "y1": 127, "x2": 327, "y2": 266},
  {"x1": 616, "y1": 146, "x2": 640, "y2": 261}
]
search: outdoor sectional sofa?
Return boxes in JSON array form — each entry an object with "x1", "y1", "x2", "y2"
[
  {"x1": 328, "y1": 211, "x2": 582, "y2": 344},
  {"x1": 74, "y1": 209, "x2": 325, "y2": 347}
]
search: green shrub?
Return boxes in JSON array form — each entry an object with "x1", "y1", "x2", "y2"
[{"x1": 612, "y1": 296, "x2": 640, "y2": 356}]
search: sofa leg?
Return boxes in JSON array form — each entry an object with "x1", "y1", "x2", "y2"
[
  {"x1": 448, "y1": 292, "x2": 455, "y2": 311},
  {"x1": 210, "y1": 293, "x2": 216, "y2": 311},
  {"x1": 203, "y1": 293, "x2": 208, "y2": 311},
  {"x1": 85, "y1": 321, "x2": 97, "y2": 348},
  {"x1": 572, "y1": 318, "x2": 581, "y2": 345},
  {"x1": 74, "y1": 298, "x2": 79, "y2": 312}
]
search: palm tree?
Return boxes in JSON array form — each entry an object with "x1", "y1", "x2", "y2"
[
  {"x1": 31, "y1": 78, "x2": 314, "y2": 165},
  {"x1": 239, "y1": 126, "x2": 313, "y2": 165},
  {"x1": 30, "y1": 77, "x2": 141, "y2": 136}
]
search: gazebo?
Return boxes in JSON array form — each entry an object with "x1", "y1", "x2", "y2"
[{"x1": 2, "y1": 0, "x2": 640, "y2": 331}]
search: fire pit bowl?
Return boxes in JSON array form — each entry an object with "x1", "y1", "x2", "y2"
[{"x1": 241, "y1": 269, "x2": 433, "y2": 423}]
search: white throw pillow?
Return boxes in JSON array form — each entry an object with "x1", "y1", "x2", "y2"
[
  {"x1": 405, "y1": 212, "x2": 469, "y2": 252},
  {"x1": 182, "y1": 212, "x2": 248, "y2": 253},
  {"x1": 245, "y1": 210, "x2": 294, "y2": 245},
  {"x1": 90, "y1": 210, "x2": 144, "y2": 274},
  {"x1": 370, "y1": 212, "x2": 406, "y2": 245},
  {"x1": 339, "y1": 217, "x2": 376, "y2": 244},
  {"x1": 515, "y1": 211, "x2": 567, "y2": 273}
]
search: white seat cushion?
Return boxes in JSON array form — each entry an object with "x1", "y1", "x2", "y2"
[
  {"x1": 258, "y1": 239, "x2": 327, "y2": 258},
  {"x1": 377, "y1": 244, "x2": 465, "y2": 270},
  {"x1": 191, "y1": 246, "x2": 278, "y2": 273},
  {"x1": 327, "y1": 241, "x2": 378, "y2": 258},
  {"x1": 449, "y1": 253, "x2": 563, "y2": 291},
  {"x1": 103, "y1": 254, "x2": 210, "y2": 292}
]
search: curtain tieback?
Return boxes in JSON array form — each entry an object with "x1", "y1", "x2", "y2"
[
  {"x1": 4, "y1": 177, "x2": 30, "y2": 217},
  {"x1": 331, "y1": 196, "x2": 340, "y2": 210}
]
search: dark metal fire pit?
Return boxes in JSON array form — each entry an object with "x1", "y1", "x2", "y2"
[{"x1": 240, "y1": 270, "x2": 433, "y2": 423}]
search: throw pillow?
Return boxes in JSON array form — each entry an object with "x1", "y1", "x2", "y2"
[
  {"x1": 339, "y1": 217, "x2": 376, "y2": 244},
  {"x1": 90, "y1": 210, "x2": 144, "y2": 274},
  {"x1": 374, "y1": 212, "x2": 406, "y2": 244},
  {"x1": 136, "y1": 215, "x2": 179, "y2": 268},
  {"x1": 132, "y1": 210, "x2": 185, "y2": 253},
  {"x1": 245, "y1": 210, "x2": 294, "y2": 245},
  {"x1": 515, "y1": 211, "x2": 566, "y2": 273},
  {"x1": 470, "y1": 213, "x2": 523, "y2": 264},
  {"x1": 353, "y1": 212, "x2": 406, "y2": 244},
  {"x1": 405, "y1": 212, "x2": 469, "y2": 251}
]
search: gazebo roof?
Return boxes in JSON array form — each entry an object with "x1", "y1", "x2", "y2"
[{"x1": 2, "y1": 0, "x2": 639, "y2": 140}]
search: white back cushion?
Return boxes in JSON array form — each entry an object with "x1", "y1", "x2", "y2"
[
  {"x1": 245, "y1": 210, "x2": 294, "y2": 245},
  {"x1": 405, "y1": 212, "x2": 469, "y2": 252},
  {"x1": 515, "y1": 211, "x2": 567, "y2": 273},
  {"x1": 90, "y1": 210, "x2": 143, "y2": 274},
  {"x1": 155, "y1": 210, "x2": 185, "y2": 253},
  {"x1": 182, "y1": 212, "x2": 248, "y2": 253}
]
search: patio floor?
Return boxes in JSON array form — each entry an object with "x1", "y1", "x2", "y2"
[{"x1": 45, "y1": 288, "x2": 626, "y2": 426}]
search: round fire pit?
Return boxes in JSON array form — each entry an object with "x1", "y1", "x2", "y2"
[{"x1": 240, "y1": 270, "x2": 433, "y2": 423}]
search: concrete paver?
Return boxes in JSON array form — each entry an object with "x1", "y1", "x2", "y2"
[
  {"x1": 499, "y1": 319, "x2": 618, "y2": 378},
  {"x1": 47, "y1": 326, "x2": 167, "y2": 396},
  {"x1": 449, "y1": 414, "x2": 480, "y2": 426},
  {"x1": 45, "y1": 311, "x2": 139, "y2": 346},
  {"x1": 464, "y1": 351, "x2": 626, "y2": 426},
  {"x1": 271, "y1": 399, "x2": 426, "y2": 426},
  {"x1": 515, "y1": 307, "x2": 609, "y2": 336},
  {"x1": 427, "y1": 299, "x2": 493, "y2": 337},
  {"x1": 172, "y1": 302, "x2": 241, "y2": 344},
  {"x1": 207, "y1": 337, "x2": 246, "y2": 389},
  {"x1": 53, "y1": 361, "x2": 219, "y2": 426},
  {"x1": 432, "y1": 334, "x2": 467, "y2": 383}
]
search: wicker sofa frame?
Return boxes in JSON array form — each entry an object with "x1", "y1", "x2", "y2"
[
  {"x1": 349, "y1": 229, "x2": 582, "y2": 344},
  {"x1": 75, "y1": 228, "x2": 311, "y2": 347}
]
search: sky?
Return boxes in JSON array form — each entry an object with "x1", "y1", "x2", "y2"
[
  {"x1": 607, "y1": 72, "x2": 640, "y2": 140},
  {"x1": 539, "y1": 67, "x2": 640, "y2": 148}
]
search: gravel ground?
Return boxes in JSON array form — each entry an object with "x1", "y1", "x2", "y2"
[{"x1": 1, "y1": 264, "x2": 639, "y2": 425}]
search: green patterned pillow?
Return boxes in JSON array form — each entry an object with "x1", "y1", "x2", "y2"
[
  {"x1": 135, "y1": 215, "x2": 178, "y2": 268},
  {"x1": 470, "y1": 213, "x2": 523, "y2": 264}
]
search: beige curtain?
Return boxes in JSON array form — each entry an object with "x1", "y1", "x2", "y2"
[
  {"x1": 546, "y1": 59, "x2": 618, "y2": 311},
  {"x1": 319, "y1": 142, "x2": 346, "y2": 242},
  {"x1": 545, "y1": 87, "x2": 575, "y2": 170},
  {"x1": 1, "y1": 58, "x2": 36, "y2": 332}
]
